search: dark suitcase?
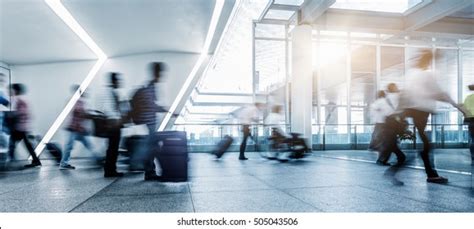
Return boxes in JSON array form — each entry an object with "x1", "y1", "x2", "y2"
[
  {"x1": 155, "y1": 131, "x2": 188, "y2": 182},
  {"x1": 0, "y1": 152, "x2": 6, "y2": 171},
  {"x1": 213, "y1": 135, "x2": 233, "y2": 158}
]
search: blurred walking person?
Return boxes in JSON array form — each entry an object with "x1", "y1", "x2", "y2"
[
  {"x1": 0, "y1": 73, "x2": 9, "y2": 168},
  {"x1": 101, "y1": 73, "x2": 126, "y2": 177},
  {"x1": 0, "y1": 73, "x2": 9, "y2": 145},
  {"x1": 60, "y1": 85, "x2": 102, "y2": 170},
  {"x1": 8, "y1": 84, "x2": 41, "y2": 168},
  {"x1": 237, "y1": 102, "x2": 264, "y2": 160},
  {"x1": 399, "y1": 49, "x2": 465, "y2": 183},
  {"x1": 461, "y1": 84, "x2": 474, "y2": 165},
  {"x1": 129, "y1": 62, "x2": 170, "y2": 181},
  {"x1": 370, "y1": 84, "x2": 405, "y2": 166}
]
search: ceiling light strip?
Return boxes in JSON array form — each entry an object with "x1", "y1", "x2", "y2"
[
  {"x1": 35, "y1": 0, "x2": 107, "y2": 155},
  {"x1": 158, "y1": 0, "x2": 225, "y2": 131}
]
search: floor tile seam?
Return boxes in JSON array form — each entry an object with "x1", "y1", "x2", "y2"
[
  {"x1": 186, "y1": 183, "x2": 196, "y2": 213},
  {"x1": 68, "y1": 178, "x2": 120, "y2": 212}
]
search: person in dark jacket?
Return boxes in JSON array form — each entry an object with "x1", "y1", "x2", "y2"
[{"x1": 135, "y1": 62, "x2": 172, "y2": 181}]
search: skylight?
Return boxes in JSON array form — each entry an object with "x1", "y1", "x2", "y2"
[{"x1": 330, "y1": 0, "x2": 424, "y2": 14}]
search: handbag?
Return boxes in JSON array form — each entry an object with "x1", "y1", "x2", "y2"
[
  {"x1": 3, "y1": 111, "x2": 18, "y2": 133},
  {"x1": 385, "y1": 114, "x2": 408, "y2": 136},
  {"x1": 89, "y1": 110, "x2": 117, "y2": 138}
]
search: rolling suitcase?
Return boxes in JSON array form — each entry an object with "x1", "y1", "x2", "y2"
[
  {"x1": 155, "y1": 131, "x2": 188, "y2": 182},
  {"x1": 213, "y1": 135, "x2": 233, "y2": 158}
]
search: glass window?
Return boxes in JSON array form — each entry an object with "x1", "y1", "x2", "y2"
[
  {"x1": 196, "y1": 0, "x2": 269, "y2": 94},
  {"x1": 264, "y1": 9, "x2": 295, "y2": 20},
  {"x1": 462, "y1": 50, "x2": 474, "y2": 101},
  {"x1": 255, "y1": 23, "x2": 286, "y2": 38},
  {"x1": 351, "y1": 45, "x2": 376, "y2": 128},
  {"x1": 255, "y1": 40, "x2": 286, "y2": 92},
  {"x1": 380, "y1": 46, "x2": 405, "y2": 90},
  {"x1": 434, "y1": 49, "x2": 458, "y2": 111},
  {"x1": 274, "y1": 0, "x2": 304, "y2": 6},
  {"x1": 350, "y1": 45, "x2": 376, "y2": 107}
]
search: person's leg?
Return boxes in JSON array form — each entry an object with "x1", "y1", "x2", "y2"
[
  {"x1": 370, "y1": 123, "x2": 382, "y2": 151},
  {"x1": 104, "y1": 128, "x2": 121, "y2": 176},
  {"x1": 77, "y1": 133, "x2": 100, "y2": 160},
  {"x1": 377, "y1": 151, "x2": 391, "y2": 165},
  {"x1": 406, "y1": 109, "x2": 439, "y2": 178},
  {"x1": 144, "y1": 123, "x2": 158, "y2": 179},
  {"x1": 239, "y1": 125, "x2": 250, "y2": 159},
  {"x1": 393, "y1": 145, "x2": 406, "y2": 165},
  {"x1": 469, "y1": 124, "x2": 474, "y2": 163},
  {"x1": 375, "y1": 125, "x2": 391, "y2": 165},
  {"x1": 7, "y1": 131, "x2": 20, "y2": 161},
  {"x1": 21, "y1": 132, "x2": 40, "y2": 164},
  {"x1": 61, "y1": 131, "x2": 76, "y2": 166}
]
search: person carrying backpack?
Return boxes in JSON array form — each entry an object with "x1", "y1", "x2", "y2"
[{"x1": 131, "y1": 62, "x2": 174, "y2": 181}]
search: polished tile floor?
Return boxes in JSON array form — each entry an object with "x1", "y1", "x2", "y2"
[{"x1": 0, "y1": 150, "x2": 472, "y2": 212}]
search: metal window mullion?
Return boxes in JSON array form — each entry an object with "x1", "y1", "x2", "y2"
[
  {"x1": 316, "y1": 37, "x2": 323, "y2": 144},
  {"x1": 252, "y1": 21, "x2": 257, "y2": 102},
  {"x1": 347, "y1": 41, "x2": 352, "y2": 144},
  {"x1": 376, "y1": 40, "x2": 381, "y2": 96},
  {"x1": 458, "y1": 47, "x2": 464, "y2": 143},
  {"x1": 285, "y1": 24, "x2": 290, "y2": 132},
  {"x1": 431, "y1": 45, "x2": 436, "y2": 143}
]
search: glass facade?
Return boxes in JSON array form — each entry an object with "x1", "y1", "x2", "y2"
[{"x1": 174, "y1": 0, "x2": 473, "y2": 151}]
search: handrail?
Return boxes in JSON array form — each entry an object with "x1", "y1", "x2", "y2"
[{"x1": 173, "y1": 123, "x2": 467, "y2": 127}]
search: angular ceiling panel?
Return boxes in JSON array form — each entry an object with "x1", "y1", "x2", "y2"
[
  {"x1": 62, "y1": 0, "x2": 224, "y2": 57},
  {"x1": 0, "y1": 0, "x2": 96, "y2": 65}
]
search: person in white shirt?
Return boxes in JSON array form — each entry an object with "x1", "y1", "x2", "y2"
[
  {"x1": 237, "y1": 103, "x2": 265, "y2": 160},
  {"x1": 100, "y1": 72, "x2": 126, "y2": 177},
  {"x1": 369, "y1": 86, "x2": 405, "y2": 167},
  {"x1": 265, "y1": 105, "x2": 286, "y2": 153},
  {"x1": 399, "y1": 50, "x2": 464, "y2": 184}
]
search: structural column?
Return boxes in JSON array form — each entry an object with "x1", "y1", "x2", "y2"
[{"x1": 290, "y1": 24, "x2": 313, "y2": 148}]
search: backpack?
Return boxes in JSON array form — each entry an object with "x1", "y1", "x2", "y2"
[{"x1": 129, "y1": 87, "x2": 147, "y2": 124}]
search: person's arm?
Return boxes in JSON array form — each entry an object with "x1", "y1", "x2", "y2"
[
  {"x1": 154, "y1": 103, "x2": 168, "y2": 113},
  {"x1": 436, "y1": 92, "x2": 467, "y2": 115},
  {"x1": 429, "y1": 76, "x2": 465, "y2": 114}
]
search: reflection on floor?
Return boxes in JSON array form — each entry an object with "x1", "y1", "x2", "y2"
[{"x1": 0, "y1": 150, "x2": 472, "y2": 212}]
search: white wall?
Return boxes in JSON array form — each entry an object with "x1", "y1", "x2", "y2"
[
  {"x1": 10, "y1": 52, "x2": 199, "y2": 159},
  {"x1": 0, "y1": 62, "x2": 9, "y2": 69}
]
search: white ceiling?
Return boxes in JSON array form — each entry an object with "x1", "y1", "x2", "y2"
[
  {"x1": 0, "y1": 0, "x2": 97, "y2": 65},
  {"x1": 449, "y1": 3, "x2": 474, "y2": 19},
  {"x1": 64, "y1": 0, "x2": 215, "y2": 57},
  {"x1": 0, "y1": 0, "x2": 235, "y2": 65}
]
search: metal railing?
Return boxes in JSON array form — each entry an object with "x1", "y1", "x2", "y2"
[{"x1": 172, "y1": 123, "x2": 470, "y2": 152}]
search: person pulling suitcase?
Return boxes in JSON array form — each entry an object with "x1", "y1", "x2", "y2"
[{"x1": 129, "y1": 62, "x2": 177, "y2": 181}]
